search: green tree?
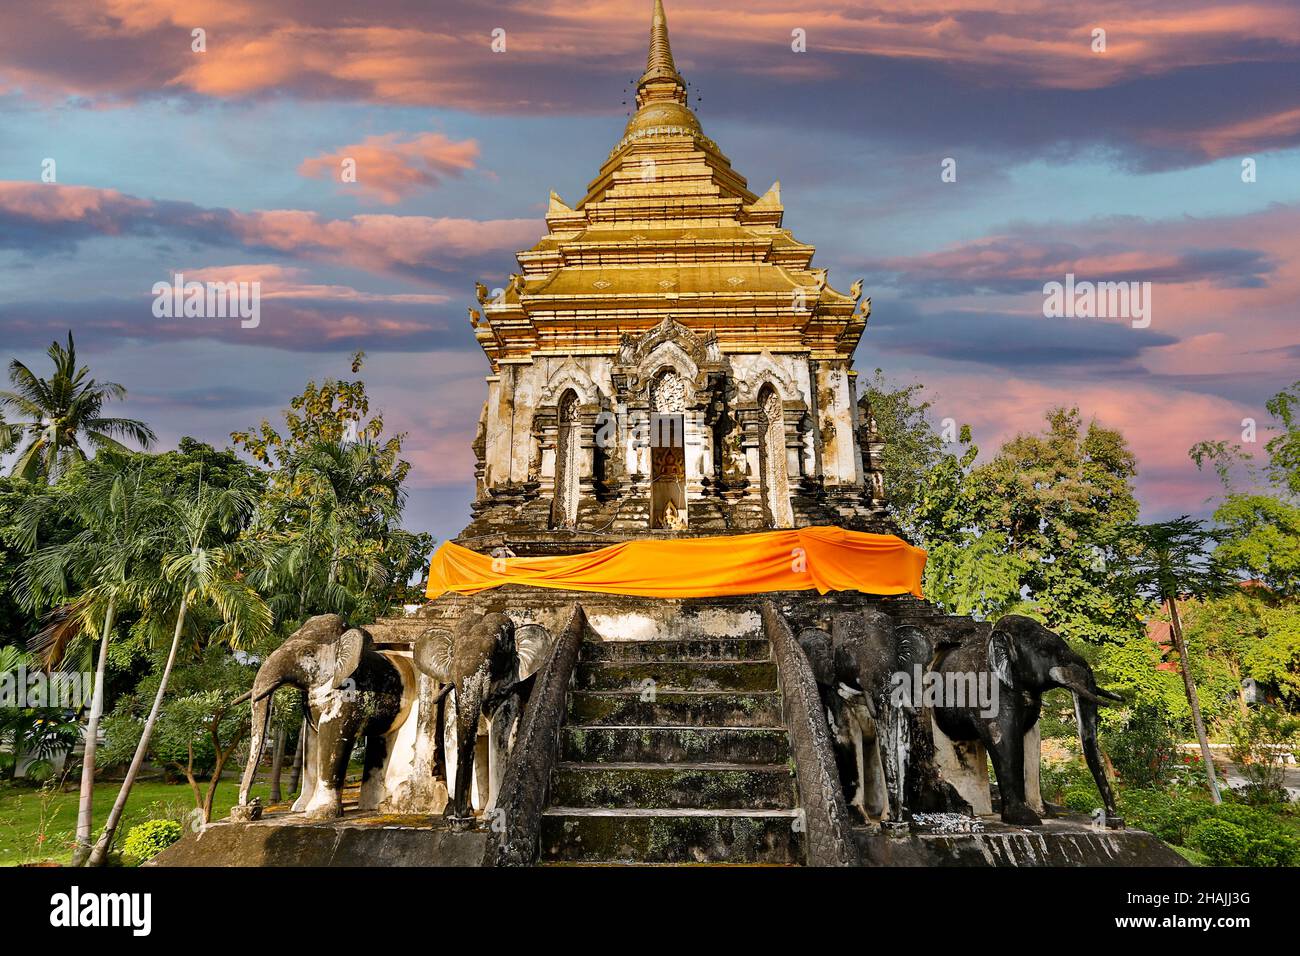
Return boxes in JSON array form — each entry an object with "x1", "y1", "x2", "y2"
[
  {"x1": 234, "y1": 353, "x2": 431, "y2": 626},
  {"x1": 970, "y1": 407, "x2": 1145, "y2": 642},
  {"x1": 1110, "y1": 517, "x2": 1239, "y2": 803},
  {"x1": 14, "y1": 452, "x2": 169, "y2": 864},
  {"x1": 0, "y1": 333, "x2": 156, "y2": 482},
  {"x1": 101, "y1": 647, "x2": 254, "y2": 823},
  {"x1": 864, "y1": 375, "x2": 1145, "y2": 637},
  {"x1": 1191, "y1": 380, "x2": 1300, "y2": 595},
  {"x1": 87, "y1": 479, "x2": 271, "y2": 865}
]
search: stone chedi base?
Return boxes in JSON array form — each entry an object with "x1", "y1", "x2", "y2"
[
  {"x1": 160, "y1": 588, "x2": 1183, "y2": 868},
  {"x1": 154, "y1": 813, "x2": 1180, "y2": 868}
]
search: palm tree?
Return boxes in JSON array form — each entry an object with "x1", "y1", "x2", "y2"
[
  {"x1": 86, "y1": 479, "x2": 271, "y2": 866},
  {"x1": 15, "y1": 453, "x2": 167, "y2": 864},
  {"x1": 0, "y1": 332, "x2": 156, "y2": 482},
  {"x1": 251, "y1": 438, "x2": 405, "y2": 621},
  {"x1": 1114, "y1": 516, "x2": 1237, "y2": 803}
]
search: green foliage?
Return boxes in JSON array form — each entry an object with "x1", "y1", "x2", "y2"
[
  {"x1": 0, "y1": 332, "x2": 156, "y2": 482},
  {"x1": 864, "y1": 375, "x2": 1147, "y2": 639},
  {"x1": 1118, "y1": 786, "x2": 1299, "y2": 865},
  {"x1": 120, "y1": 819, "x2": 183, "y2": 865},
  {"x1": 1188, "y1": 805, "x2": 1298, "y2": 866},
  {"x1": 235, "y1": 353, "x2": 432, "y2": 626},
  {"x1": 1092, "y1": 634, "x2": 1189, "y2": 726},
  {"x1": 1191, "y1": 379, "x2": 1300, "y2": 596},
  {"x1": 1040, "y1": 755, "x2": 1096, "y2": 805},
  {"x1": 1223, "y1": 705, "x2": 1300, "y2": 799},
  {"x1": 1103, "y1": 704, "x2": 1180, "y2": 789},
  {"x1": 1186, "y1": 817, "x2": 1251, "y2": 866}
]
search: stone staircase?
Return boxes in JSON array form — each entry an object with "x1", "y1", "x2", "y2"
[{"x1": 539, "y1": 633, "x2": 804, "y2": 864}]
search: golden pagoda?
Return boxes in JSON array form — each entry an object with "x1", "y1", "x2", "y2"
[{"x1": 464, "y1": 0, "x2": 887, "y2": 551}]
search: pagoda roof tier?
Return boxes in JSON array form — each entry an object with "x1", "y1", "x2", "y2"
[{"x1": 469, "y1": 0, "x2": 868, "y2": 371}]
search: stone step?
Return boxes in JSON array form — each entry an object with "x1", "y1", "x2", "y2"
[
  {"x1": 569, "y1": 690, "x2": 783, "y2": 728},
  {"x1": 574, "y1": 660, "x2": 778, "y2": 693},
  {"x1": 580, "y1": 638, "x2": 770, "y2": 662},
  {"x1": 562, "y1": 725, "x2": 791, "y2": 764},
  {"x1": 552, "y1": 762, "x2": 797, "y2": 810},
  {"x1": 540, "y1": 807, "x2": 805, "y2": 865}
]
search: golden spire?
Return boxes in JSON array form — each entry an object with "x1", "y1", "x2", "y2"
[
  {"x1": 635, "y1": 0, "x2": 687, "y2": 108},
  {"x1": 643, "y1": 0, "x2": 680, "y2": 84}
]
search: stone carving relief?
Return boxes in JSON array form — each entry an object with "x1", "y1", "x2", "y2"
[{"x1": 650, "y1": 369, "x2": 687, "y2": 413}]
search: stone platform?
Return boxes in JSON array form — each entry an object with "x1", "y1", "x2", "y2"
[
  {"x1": 855, "y1": 817, "x2": 1187, "y2": 867},
  {"x1": 151, "y1": 811, "x2": 488, "y2": 867},
  {"x1": 152, "y1": 807, "x2": 1183, "y2": 867}
]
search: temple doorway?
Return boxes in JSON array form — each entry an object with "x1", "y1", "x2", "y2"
[{"x1": 650, "y1": 370, "x2": 687, "y2": 529}]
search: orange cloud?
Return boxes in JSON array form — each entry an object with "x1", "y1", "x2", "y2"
[
  {"x1": 0, "y1": 181, "x2": 539, "y2": 279},
  {"x1": 298, "y1": 132, "x2": 480, "y2": 204},
  {"x1": 228, "y1": 209, "x2": 538, "y2": 274},
  {"x1": 4, "y1": 0, "x2": 1298, "y2": 107}
]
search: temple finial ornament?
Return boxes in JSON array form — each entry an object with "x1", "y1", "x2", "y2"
[
  {"x1": 634, "y1": 0, "x2": 689, "y2": 116},
  {"x1": 644, "y1": 0, "x2": 681, "y2": 84}
]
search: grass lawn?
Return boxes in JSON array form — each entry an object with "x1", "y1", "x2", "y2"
[{"x1": 0, "y1": 776, "x2": 275, "y2": 866}]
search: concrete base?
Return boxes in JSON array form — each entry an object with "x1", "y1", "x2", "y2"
[
  {"x1": 150, "y1": 810, "x2": 489, "y2": 867},
  {"x1": 855, "y1": 815, "x2": 1188, "y2": 867}
]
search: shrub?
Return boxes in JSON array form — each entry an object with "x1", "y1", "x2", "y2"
[
  {"x1": 1103, "y1": 704, "x2": 1180, "y2": 790},
  {"x1": 1223, "y1": 705, "x2": 1300, "y2": 799},
  {"x1": 1188, "y1": 818, "x2": 1250, "y2": 866},
  {"x1": 1209, "y1": 803, "x2": 1300, "y2": 867},
  {"x1": 1040, "y1": 757, "x2": 1095, "y2": 806},
  {"x1": 1063, "y1": 786, "x2": 1102, "y2": 814},
  {"x1": 1117, "y1": 789, "x2": 1214, "y2": 845},
  {"x1": 121, "y1": 820, "x2": 183, "y2": 866}
]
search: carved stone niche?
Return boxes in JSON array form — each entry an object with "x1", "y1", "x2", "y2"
[{"x1": 615, "y1": 317, "x2": 726, "y2": 397}]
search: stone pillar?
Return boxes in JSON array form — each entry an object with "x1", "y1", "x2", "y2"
[
  {"x1": 1024, "y1": 721, "x2": 1044, "y2": 814},
  {"x1": 814, "y1": 360, "x2": 859, "y2": 489},
  {"x1": 930, "y1": 716, "x2": 993, "y2": 815}
]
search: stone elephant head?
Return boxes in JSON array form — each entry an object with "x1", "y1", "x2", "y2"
[
  {"x1": 237, "y1": 614, "x2": 412, "y2": 820},
  {"x1": 413, "y1": 611, "x2": 551, "y2": 827},
  {"x1": 799, "y1": 610, "x2": 967, "y2": 823},
  {"x1": 932, "y1": 614, "x2": 1122, "y2": 826}
]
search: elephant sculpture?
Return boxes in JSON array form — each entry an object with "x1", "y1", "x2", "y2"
[
  {"x1": 800, "y1": 609, "x2": 965, "y2": 823},
  {"x1": 931, "y1": 614, "x2": 1122, "y2": 826},
  {"x1": 237, "y1": 614, "x2": 414, "y2": 821},
  {"x1": 414, "y1": 611, "x2": 551, "y2": 828}
]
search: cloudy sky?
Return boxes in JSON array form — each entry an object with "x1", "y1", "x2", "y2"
[{"x1": 1, "y1": 0, "x2": 1298, "y2": 541}]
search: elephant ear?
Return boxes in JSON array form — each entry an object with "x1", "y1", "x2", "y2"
[
  {"x1": 515, "y1": 624, "x2": 554, "y2": 680},
  {"x1": 333, "y1": 628, "x2": 369, "y2": 688},
  {"x1": 894, "y1": 624, "x2": 933, "y2": 673},
  {"x1": 987, "y1": 626, "x2": 1017, "y2": 689},
  {"x1": 796, "y1": 628, "x2": 834, "y2": 687},
  {"x1": 414, "y1": 627, "x2": 455, "y2": 684}
]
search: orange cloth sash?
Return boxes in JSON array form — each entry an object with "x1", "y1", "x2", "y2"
[{"x1": 426, "y1": 526, "x2": 925, "y2": 600}]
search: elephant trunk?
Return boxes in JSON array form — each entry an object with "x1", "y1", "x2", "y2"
[
  {"x1": 1074, "y1": 693, "x2": 1118, "y2": 818},
  {"x1": 238, "y1": 678, "x2": 280, "y2": 806},
  {"x1": 451, "y1": 677, "x2": 485, "y2": 822},
  {"x1": 1050, "y1": 664, "x2": 1122, "y2": 706}
]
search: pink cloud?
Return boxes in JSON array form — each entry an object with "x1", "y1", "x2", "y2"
[
  {"x1": 227, "y1": 209, "x2": 538, "y2": 274},
  {"x1": 298, "y1": 132, "x2": 481, "y2": 204},
  {"x1": 0, "y1": 181, "x2": 151, "y2": 226},
  {"x1": 922, "y1": 371, "x2": 1251, "y2": 516},
  {"x1": 3, "y1": 0, "x2": 1297, "y2": 107},
  {"x1": 0, "y1": 181, "x2": 539, "y2": 279}
]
